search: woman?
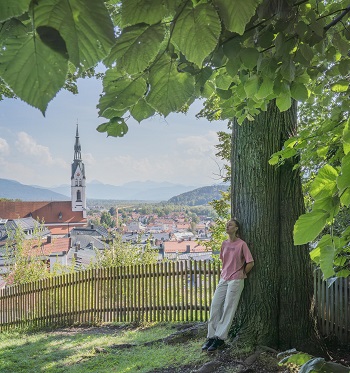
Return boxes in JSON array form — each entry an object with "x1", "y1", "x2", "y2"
[{"x1": 202, "y1": 218, "x2": 254, "y2": 352}]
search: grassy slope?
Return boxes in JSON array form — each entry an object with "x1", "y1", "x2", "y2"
[{"x1": 0, "y1": 323, "x2": 211, "y2": 373}]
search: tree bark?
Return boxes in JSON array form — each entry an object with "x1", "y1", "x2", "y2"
[{"x1": 230, "y1": 100, "x2": 315, "y2": 351}]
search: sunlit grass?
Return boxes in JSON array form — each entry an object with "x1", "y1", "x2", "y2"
[{"x1": 0, "y1": 322, "x2": 209, "y2": 373}]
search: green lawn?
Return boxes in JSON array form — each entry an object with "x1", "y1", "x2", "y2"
[{"x1": 0, "y1": 323, "x2": 210, "y2": 373}]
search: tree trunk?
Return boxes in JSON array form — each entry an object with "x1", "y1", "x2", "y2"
[{"x1": 230, "y1": 100, "x2": 315, "y2": 351}]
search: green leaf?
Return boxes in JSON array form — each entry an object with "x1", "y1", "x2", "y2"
[
  {"x1": 338, "y1": 59, "x2": 350, "y2": 76},
  {"x1": 343, "y1": 119, "x2": 350, "y2": 155},
  {"x1": 96, "y1": 117, "x2": 128, "y2": 137},
  {"x1": 299, "y1": 358, "x2": 325, "y2": 373},
  {"x1": 98, "y1": 72, "x2": 147, "y2": 115},
  {"x1": 291, "y1": 82, "x2": 308, "y2": 101},
  {"x1": 244, "y1": 75, "x2": 259, "y2": 98},
  {"x1": 337, "y1": 153, "x2": 350, "y2": 207},
  {"x1": 331, "y1": 80, "x2": 349, "y2": 92},
  {"x1": 215, "y1": 72, "x2": 233, "y2": 90},
  {"x1": 226, "y1": 57, "x2": 241, "y2": 77},
  {"x1": 171, "y1": 3, "x2": 221, "y2": 67},
  {"x1": 120, "y1": 0, "x2": 179, "y2": 27},
  {"x1": 130, "y1": 98, "x2": 155, "y2": 123},
  {"x1": 317, "y1": 145, "x2": 329, "y2": 158},
  {"x1": 223, "y1": 38, "x2": 242, "y2": 60},
  {"x1": 310, "y1": 247, "x2": 320, "y2": 264},
  {"x1": 34, "y1": 0, "x2": 115, "y2": 69},
  {"x1": 194, "y1": 67, "x2": 213, "y2": 96},
  {"x1": 105, "y1": 24, "x2": 165, "y2": 74},
  {"x1": 240, "y1": 48, "x2": 260, "y2": 69},
  {"x1": 256, "y1": 77, "x2": 274, "y2": 99},
  {"x1": 299, "y1": 43, "x2": 314, "y2": 62},
  {"x1": 213, "y1": 0, "x2": 261, "y2": 35},
  {"x1": 337, "y1": 269, "x2": 350, "y2": 278},
  {"x1": 313, "y1": 196, "x2": 340, "y2": 219},
  {"x1": 310, "y1": 164, "x2": 338, "y2": 200},
  {"x1": 276, "y1": 91, "x2": 291, "y2": 112},
  {"x1": 279, "y1": 353, "x2": 313, "y2": 367},
  {"x1": 294, "y1": 210, "x2": 330, "y2": 245},
  {"x1": 269, "y1": 154, "x2": 280, "y2": 166},
  {"x1": 0, "y1": 0, "x2": 30, "y2": 22},
  {"x1": 332, "y1": 33, "x2": 350, "y2": 56},
  {"x1": 146, "y1": 56, "x2": 195, "y2": 116},
  {"x1": 280, "y1": 59, "x2": 295, "y2": 82},
  {"x1": 0, "y1": 30, "x2": 68, "y2": 114},
  {"x1": 320, "y1": 245, "x2": 336, "y2": 279}
]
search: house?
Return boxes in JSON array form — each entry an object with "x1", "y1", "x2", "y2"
[
  {"x1": 0, "y1": 217, "x2": 51, "y2": 246},
  {"x1": 161, "y1": 240, "x2": 211, "y2": 261},
  {"x1": 69, "y1": 224, "x2": 109, "y2": 241},
  {"x1": 126, "y1": 221, "x2": 146, "y2": 233}
]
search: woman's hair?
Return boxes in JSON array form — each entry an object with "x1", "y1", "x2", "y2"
[{"x1": 230, "y1": 217, "x2": 242, "y2": 238}]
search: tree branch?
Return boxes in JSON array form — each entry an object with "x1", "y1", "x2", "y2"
[{"x1": 324, "y1": 5, "x2": 350, "y2": 32}]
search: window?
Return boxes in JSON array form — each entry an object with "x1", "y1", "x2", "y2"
[{"x1": 77, "y1": 190, "x2": 82, "y2": 201}]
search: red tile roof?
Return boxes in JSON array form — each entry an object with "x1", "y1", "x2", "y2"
[
  {"x1": 41, "y1": 237, "x2": 71, "y2": 255},
  {"x1": 164, "y1": 240, "x2": 208, "y2": 253},
  {"x1": 22, "y1": 237, "x2": 71, "y2": 257},
  {"x1": 0, "y1": 201, "x2": 86, "y2": 224}
]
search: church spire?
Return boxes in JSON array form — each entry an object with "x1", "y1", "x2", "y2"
[
  {"x1": 74, "y1": 122, "x2": 82, "y2": 160},
  {"x1": 71, "y1": 122, "x2": 86, "y2": 217}
]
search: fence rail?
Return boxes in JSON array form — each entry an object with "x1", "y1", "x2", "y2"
[
  {"x1": 0, "y1": 261, "x2": 221, "y2": 331},
  {"x1": 314, "y1": 269, "x2": 350, "y2": 343}
]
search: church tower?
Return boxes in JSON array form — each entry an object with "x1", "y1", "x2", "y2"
[{"x1": 71, "y1": 123, "x2": 86, "y2": 218}]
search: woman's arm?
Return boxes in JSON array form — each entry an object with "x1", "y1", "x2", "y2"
[{"x1": 245, "y1": 261, "x2": 254, "y2": 274}]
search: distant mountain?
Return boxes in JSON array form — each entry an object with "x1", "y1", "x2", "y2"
[
  {"x1": 0, "y1": 179, "x2": 68, "y2": 201},
  {"x1": 85, "y1": 180, "x2": 197, "y2": 201},
  {"x1": 41, "y1": 180, "x2": 198, "y2": 201},
  {"x1": 168, "y1": 184, "x2": 229, "y2": 206}
]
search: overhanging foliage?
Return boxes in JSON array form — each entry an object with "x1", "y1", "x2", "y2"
[{"x1": 0, "y1": 0, "x2": 349, "y2": 278}]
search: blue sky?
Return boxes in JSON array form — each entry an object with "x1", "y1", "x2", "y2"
[{"x1": 0, "y1": 75, "x2": 229, "y2": 188}]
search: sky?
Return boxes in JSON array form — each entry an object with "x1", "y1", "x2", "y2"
[{"x1": 0, "y1": 75, "x2": 229, "y2": 189}]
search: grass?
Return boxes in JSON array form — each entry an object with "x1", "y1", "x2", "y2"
[{"x1": 0, "y1": 322, "x2": 211, "y2": 373}]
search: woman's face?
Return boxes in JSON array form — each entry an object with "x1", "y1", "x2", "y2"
[{"x1": 226, "y1": 220, "x2": 238, "y2": 235}]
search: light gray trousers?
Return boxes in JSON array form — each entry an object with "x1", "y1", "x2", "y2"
[{"x1": 207, "y1": 278, "x2": 244, "y2": 340}]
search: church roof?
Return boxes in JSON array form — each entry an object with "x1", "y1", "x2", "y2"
[{"x1": 0, "y1": 201, "x2": 86, "y2": 224}]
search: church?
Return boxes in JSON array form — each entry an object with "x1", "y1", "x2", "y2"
[{"x1": 0, "y1": 125, "x2": 87, "y2": 236}]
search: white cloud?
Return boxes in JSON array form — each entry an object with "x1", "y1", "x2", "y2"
[
  {"x1": 176, "y1": 131, "x2": 218, "y2": 157},
  {"x1": 15, "y1": 132, "x2": 68, "y2": 168},
  {"x1": 82, "y1": 152, "x2": 96, "y2": 166},
  {"x1": 98, "y1": 134, "x2": 225, "y2": 186},
  {"x1": 0, "y1": 137, "x2": 9, "y2": 155}
]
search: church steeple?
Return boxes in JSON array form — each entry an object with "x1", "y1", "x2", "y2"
[
  {"x1": 71, "y1": 122, "x2": 86, "y2": 218},
  {"x1": 74, "y1": 123, "x2": 82, "y2": 160}
]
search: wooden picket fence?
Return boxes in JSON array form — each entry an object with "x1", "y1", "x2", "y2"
[
  {"x1": 0, "y1": 261, "x2": 221, "y2": 331},
  {"x1": 314, "y1": 269, "x2": 350, "y2": 343},
  {"x1": 1, "y1": 263, "x2": 350, "y2": 343}
]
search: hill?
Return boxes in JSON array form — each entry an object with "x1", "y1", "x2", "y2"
[
  {"x1": 168, "y1": 184, "x2": 229, "y2": 206},
  {"x1": 0, "y1": 179, "x2": 68, "y2": 201}
]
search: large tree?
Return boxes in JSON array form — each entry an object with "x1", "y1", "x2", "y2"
[{"x1": 1, "y1": 0, "x2": 349, "y2": 349}]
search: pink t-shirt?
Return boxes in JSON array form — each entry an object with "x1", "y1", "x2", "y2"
[{"x1": 220, "y1": 238, "x2": 254, "y2": 280}]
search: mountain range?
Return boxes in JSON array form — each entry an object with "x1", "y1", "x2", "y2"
[{"x1": 0, "y1": 178, "x2": 197, "y2": 202}]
